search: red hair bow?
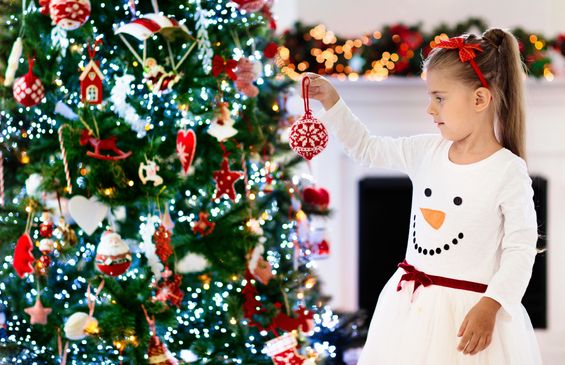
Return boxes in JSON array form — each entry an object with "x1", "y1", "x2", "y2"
[
  {"x1": 212, "y1": 55, "x2": 238, "y2": 81},
  {"x1": 435, "y1": 37, "x2": 489, "y2": 88}
]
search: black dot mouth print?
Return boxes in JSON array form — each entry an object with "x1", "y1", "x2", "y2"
[{"x1": 412, "y1": 187, "x2": 464, "y2": 256}]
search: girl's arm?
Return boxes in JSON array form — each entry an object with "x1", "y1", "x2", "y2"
[
  {"x1": 483, "y1": 158, "x2": 539, "y2": 320},
  {"x1": 317, "y1": 97, "x2": 439, "y2": 176}
]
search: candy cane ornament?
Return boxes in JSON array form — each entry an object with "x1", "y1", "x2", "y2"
[{"x1": 58, "y1": 126, "x2": 72, "y2": 194}]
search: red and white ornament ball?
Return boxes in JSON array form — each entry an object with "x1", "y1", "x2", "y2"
[
  {"x1": 49, "y1": 0, "x2": 91, "y2": 30},
  {"x1": 95, "y1": 230, "x2": 132, "y2": 276},
  {"x1": 13, "y1": 59, "x2": 45, "y2": 107}
]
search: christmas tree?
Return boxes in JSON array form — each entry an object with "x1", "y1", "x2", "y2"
[{"x1": 0, "y1": 0, "x2": 339, "y2": 363}]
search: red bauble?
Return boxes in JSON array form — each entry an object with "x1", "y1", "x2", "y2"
[
  {"x1": 289, "y1": 77, "x2": 328, "y2": 160},
  {"x1": 95, "y1": 231, "x2": 132, "y2": 276},
  {"x1": 13, "y1": 59, "x2": 45, "y2": 107},
  {"x1": 49, "y1": 0, "x2": 91, "y2": 30},
  {"x1": 39, "y1": 221, "x2": 54, "y2": 237},
  {"x1": 289, "y1": 113, "x2": 328, "y2": 160},
  {"x1": 13, "y1": 233, "x2": 35, "y2": 278},
  {"x1": 147, "y1": 335, "x2": 178, "y2": 365},
  {"x1": 302, "y1": 186, "x2": 330, "y2": 210}
]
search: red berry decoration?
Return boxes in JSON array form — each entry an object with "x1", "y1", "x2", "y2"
[
  {"x1": 288, "y1": 77, "x2": 328, "y2": 160},
  {"x1": 13, "y1": 58, "x2": 45, "y2": 107},
  {"x1": 49, "y1": 0, "x2": 91, "y2": 30},
  {"x1": 264, "y1": 42, "x2": 279, "y2": 59}
]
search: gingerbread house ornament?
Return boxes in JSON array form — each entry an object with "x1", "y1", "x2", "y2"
[{"x1": 80, "y1": 59, "x2": 103, "y2": 104}]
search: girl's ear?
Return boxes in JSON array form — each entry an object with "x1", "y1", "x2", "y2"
[{"x1": 473, "y1": 87, "x2": 492, "y2": 112}]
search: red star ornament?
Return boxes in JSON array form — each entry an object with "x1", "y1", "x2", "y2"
[
  {"x1": 212, "y1": 157, "x2": 243, "y2": 201},
  {"x1": 24, "y1": 295, "x2": 52, "y2": 325}
]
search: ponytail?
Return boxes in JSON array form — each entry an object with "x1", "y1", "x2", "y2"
[{"x1": 482, "y1": 28, "x2": 527, "y2": 160}]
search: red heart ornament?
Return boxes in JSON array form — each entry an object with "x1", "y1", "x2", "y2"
[
  {"x1": 176, "y1": 129, "x2": 197, "y2": 175},
  {"x1": 303, "y1": 186, "x2": 330, "y2": 210}
]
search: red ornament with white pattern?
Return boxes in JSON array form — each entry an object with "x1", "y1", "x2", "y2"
[
  {"x1": 264, "y1": 332, "x2": 306, "y2": 365},
  {"x1": 13, "y1": 58, "x2": 45, "y2": 107},
  {"x1": 288, "y1": 77, "x2": 328, "y2": 160},
  {"x1": 48, "y1": 0, "x2": 91, "y2": 30},
  {"x1": 232, "y1": 0, "x2": 266, "y2": 12}
]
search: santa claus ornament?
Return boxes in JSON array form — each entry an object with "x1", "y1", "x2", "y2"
[
  {"x1": 46, "y1": 0, "x2": 91, "y2": 30},
  {"x1": 207, "y1": 102, "x2": 238, "y2": 142},
  {"x1": 288, "y1": 77, "x2": 328, "y2": 160},
  {"x1": 95, "y1": 230, "x2": 132, "y2": 276},
  {"x1": 142, "y1": 306, "x2": 178, "y2": 365},
  {"x1": 13, "y1": 58, "x2": 45, "y2": 107}
]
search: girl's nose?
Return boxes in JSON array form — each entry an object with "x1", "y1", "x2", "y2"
[
  {"x1": 426, "y1": 103, "x2": 436, "y2": 116},
  {"x1": 420, "y1": 208, "x2": 445, "y2": 230}
]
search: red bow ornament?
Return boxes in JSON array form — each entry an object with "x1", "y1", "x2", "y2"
[
  {"x1": 212, "y1": 55, "x2": 238, "y2": 81},
  {"x1": 396, "y1": 260, "x2": 433, "y2": 293},
  {"x1": 435, "y1": 37, "x2": 488, "y2": 88}
]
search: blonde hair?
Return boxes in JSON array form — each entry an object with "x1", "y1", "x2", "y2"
[{"x1": 423, "y1": 28, "x2": 527, "y2": 159}]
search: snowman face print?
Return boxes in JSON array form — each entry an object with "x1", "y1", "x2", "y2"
[{"x1": 412, "y1": 187, "x2": 465, "y2": 256}]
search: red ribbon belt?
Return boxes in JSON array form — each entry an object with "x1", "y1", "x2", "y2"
[{"x1": 396, "y1": 260, "x2": 487, "y2": 294}]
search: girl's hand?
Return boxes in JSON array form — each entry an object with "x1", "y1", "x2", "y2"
[
  {"x1": 300, "y1": 72, "x2": 341, "y2": 111},
  {"x1": 457, "y1": 297, "x2": 501, "y2": 355}
]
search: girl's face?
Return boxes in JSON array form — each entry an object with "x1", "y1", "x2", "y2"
[{"x1": 425, "y1": 69, "x2": 478, "y2": 141}]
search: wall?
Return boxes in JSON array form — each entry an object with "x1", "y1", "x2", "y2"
[{"x1": 274, "y1": 0, "x2": 565, "y2": 37}]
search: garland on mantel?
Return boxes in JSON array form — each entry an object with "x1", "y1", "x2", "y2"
[{"x1": 280, "y1": 17, "x2": 565, "y2": 81}]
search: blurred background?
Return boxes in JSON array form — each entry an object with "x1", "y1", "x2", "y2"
[{"x1": 274, "y1": 0, "x2": 565, "y2": 363}]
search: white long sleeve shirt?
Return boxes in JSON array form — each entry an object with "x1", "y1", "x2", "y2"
[{"x1": 318, "y1": 97, "x2": 539, "y2": 320}]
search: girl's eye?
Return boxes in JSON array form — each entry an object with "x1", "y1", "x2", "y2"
[{"x1": 435, "y1": 97, "x2": 444, "y2": 103}]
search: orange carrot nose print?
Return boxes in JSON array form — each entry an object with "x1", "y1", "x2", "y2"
[{"x1": 420, "y1": 208, "x2": 445, "y2": 230}]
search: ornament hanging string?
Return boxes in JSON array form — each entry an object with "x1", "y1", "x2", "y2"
[
  {"x1": 128, "y1": 0, "x2": 136, "y2": 17},
  {"x1": 86, "y1": 279, "x2": 105, "y2": 320},
  {"x1": 141, "y1": 304, "x2": 156, "y2": 333},
  {"x1": 58, "y1": 125, "x2": 72, "y2": 194},
  {"x1": 302, "y1": 76, "x2": 312, "y2": 115},
  {"x1": 24, "y1": 199, "x2": 34, "y2": 234},
  {"x1": 58, "y1": 330, "x2": 69, "y2": 365},
  {"x1": 87, "y1": 39, "x2": 103, "y2": 60}
]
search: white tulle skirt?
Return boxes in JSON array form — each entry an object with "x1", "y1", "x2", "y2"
[{"x1": 357, "y1": 268, "x2": 542, "y2": 365}]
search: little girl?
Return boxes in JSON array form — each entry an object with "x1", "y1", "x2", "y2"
[{"x1": 303, "y1": 27, "x2": 542, "y2": 364}]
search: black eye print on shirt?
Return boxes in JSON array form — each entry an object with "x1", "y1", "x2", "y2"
[
  {"x1": 453, "y1": 196, "x2": 463, "y2": 205},
  {"x1": 424, "y1": 188, "x2": 432, "y2": 197}
]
